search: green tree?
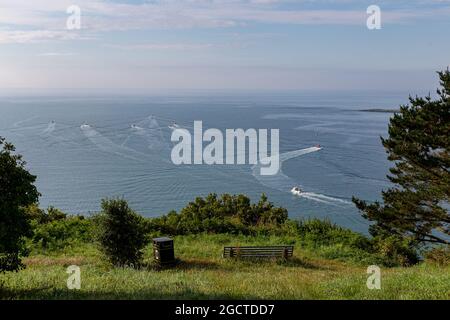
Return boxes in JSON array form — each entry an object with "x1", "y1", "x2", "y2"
[
  {"x1": 149, "y1": 193, "x2": 288, "y2": 235},
  {"x1": 353, "y1": 70, "x2": 450, "y2": 246},
  {"x1": 0, "y1": 137, "x2": 40, "y2": 272},
  {"x1": 94, "y1": 198, "x2": 148, "y2": 267}
]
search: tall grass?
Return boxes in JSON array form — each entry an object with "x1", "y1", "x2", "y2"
[{"x1": 1, "y1": 234, "x2": 449, "y2": 300}]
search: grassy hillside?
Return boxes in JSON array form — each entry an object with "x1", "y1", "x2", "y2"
[
  {"x1": 1, "y1": 234, "x2": 449, "y2": 300},
  {"x1": 1, "y1": 195, "x2": 448, "y2": 300}
]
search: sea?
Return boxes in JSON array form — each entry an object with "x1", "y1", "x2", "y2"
[{"x1": 0, "y1": 91, "x2": 412, "y2": 234}]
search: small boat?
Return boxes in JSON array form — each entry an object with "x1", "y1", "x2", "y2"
[
  {"x1": 80, "y1": 123, "x2": 90, "y2": 130},
  {"x1": 168, "y1": 122, "x2": 180, "y2": 130},
  {"x1": 291, "y1": 186, "x2": 303, "y2": 196}
]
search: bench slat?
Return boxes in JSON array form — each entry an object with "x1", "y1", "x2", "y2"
[
  {"x1": 223, "y1": 245, "x2": 294, "y2": 259},
  {"x1": 224, "y1": 248, "x2": 292, "y2": 251},
  {"x1": 223, "y1": 248, "x2": 293, "y2": 251},
  {"x1": 224, "y1": 246, "x2": 293, "y2": 249},
  {"x1": 224, "y1": 248, "x2": 293, "y2": 250}
]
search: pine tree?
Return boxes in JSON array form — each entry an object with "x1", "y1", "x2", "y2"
[{"x1": 353, "y1": 70, "x2": 450, "y2": 245}]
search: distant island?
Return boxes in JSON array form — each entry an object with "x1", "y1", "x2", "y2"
[{"x1": 358, "y1": 108, "x2": 400, "y2": 113}]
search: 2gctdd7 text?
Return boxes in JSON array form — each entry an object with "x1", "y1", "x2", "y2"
[
  {"x1": 219, "y1": 304, "x2": 274, "y2": 315},
  {"x1": 175, "y1": 304, "x2": 275, "y2": 317}
]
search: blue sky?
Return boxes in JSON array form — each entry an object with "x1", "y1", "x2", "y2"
[{"x1": 0, "y1": 0, "x2": 449, "y2": 93}]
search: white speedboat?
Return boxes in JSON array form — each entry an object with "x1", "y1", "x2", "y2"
[
  {"x1": 168, "y1": 122, "x2": 180, "y2": 130},
  {"x1": 291, "y1": 186, "x2": 303, "y2": 196},
  {"x1": 80, "y1": 123, "x2": 90, "y2": 130}
]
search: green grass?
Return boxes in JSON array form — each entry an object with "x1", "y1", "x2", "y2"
[{"x1": 1, "y1": 234, "x2": 449, "y2": 300}]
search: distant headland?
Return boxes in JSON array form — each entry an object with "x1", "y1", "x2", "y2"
[{"x1": 358, "y1": 108, "x2": 399, "y2": 113}]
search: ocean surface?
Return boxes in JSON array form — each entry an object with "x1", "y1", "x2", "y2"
[{"x1": 0, "y1": 92, "x2": 410, "y2": 233}]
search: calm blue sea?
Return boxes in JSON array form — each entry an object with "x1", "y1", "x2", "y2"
[{"x1": 0, "y1": 92, "x2": 409, "y2": 233}]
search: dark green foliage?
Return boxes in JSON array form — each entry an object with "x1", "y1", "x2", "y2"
[
  {"x1": 94, "y1": 199, "x2": 148, "y2": 268},
  {"x1": 25, "y1": 204, "x2": 67, "y2": 224},
  {"x1": 353, "y1": 70, "x2": 450, "y2": 247},
  {"x1": 371, "y1": 236, "x2": 419, "y2": 267},
  {"x1": 295, "y1": 218, "x2": 371, "y2": 249},
  {"x1": 31, "y1": 216, "x2": 90, "y2": 248},
  {"x1": 21, "y1": 199, "x2": 415, "y2": 267},
  {"x1": 0, "y1": 137, "x2": 40, "y2": 272},
  {"x1": 24, "y1": 205, "x2": 91, "y2": 251},
  {"x1": 31, "y1": 217, "x2": 91, "y2": 251},
  {"x1": 293, "y1": 219, "x2": 418, "y2": 266},
  {"x1": 147, "y1": 193, "x2": 288, "y2": 235},
  {"x1": 148, "y1": 195, "x2": 414, "y2": 265},
  {"x1": 424, "y1": 246, "x2": 450, "y2": 266},
  {"x1": 289, "y1": 219, "x2": 375, "y2": 264}
]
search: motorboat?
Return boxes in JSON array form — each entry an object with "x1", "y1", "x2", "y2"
[
  {"x1": 168, "y1": 122, "x2": 180, "y2": 130},
  {"x1": 291, "y1": 186, "x2": 303, "y2": 196},
  {"x1": 80, "y1": 123, "x2": 90, "y2": 130}
]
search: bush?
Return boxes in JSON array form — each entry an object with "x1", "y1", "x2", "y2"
[
  {"x1": 296, "y1": 218, "x2": 371, "y2": 250},
  {"x1": 94, "y1": 199, "x2": 148, "y2": 268},
  {"x1": 372, "y1": 236, "x2": 419, "y2": 267},
  {"x1": 24, "y1": 205, "x2": 89, "y2": 251},
  {"x1": 25, "y1": 205, "x2": 67, "y2": 225},
  {"x1": 30, "y1": 216, "x2": 92, "y2": 251},
  {"x1": 146, "y1": 193, "x2": 288, "y2": 235},
  {"x1": 425, "y1": 246, "x2": 450, "y2": 266}
]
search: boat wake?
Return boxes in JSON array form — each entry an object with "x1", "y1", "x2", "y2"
[
  {"x1": 123, "y1": 116, "x2": 169, "y2": 153},
  {"x1": 80, "y1": 124, "x2": 147, "y2": 162},
  {"x1": 252, "y1": 146, "x2": 351, "y2": 206},
  {"x1": 41, "y1": 121, "x2": 56, "y2": 136}
]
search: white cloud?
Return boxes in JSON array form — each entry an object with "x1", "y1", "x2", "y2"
[
  {"x1": 38, "y1": 52, "x2": 78, "y2": 56},
  {"x1": 0, "y1": 0, "x2": 448, "y2": 44},
  {"x1": 107, "y1": 43, "x2": 216, "y2": 50},
  {"x1": 0, "y1": 30, "x2": 84, "y2": 44}
]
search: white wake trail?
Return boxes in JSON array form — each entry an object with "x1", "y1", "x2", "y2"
[
  {"x1": 124, "y1": 116, "x2": 169, "y2": 152},
  {"x1": 303, "y1": 192, "x2": 351, "y2": 204},
  {"x1": 252, "y1": 147, "x2": 320, "y2": 194},
  {"x1": 41, "y1": 121, "x2": 56, "y2": 136},
  {"x1": 297, "y1": 193, "x2": 333, "y2": 204},
  {"x1": 13, "y1": 116, "x2": 39, "y2": 128},
  {"x1": 252, "y1": 146, "x2": 350, "y2": 206},
  {"x1": 146, "y1": 115, "x2": 168, "y2": 151},
  {"x1": 80, "y1": 125, "x2": 147, "y2": 162},
  {"x1": 280, "y1": 146, "x2": 321, "y2": 162}
]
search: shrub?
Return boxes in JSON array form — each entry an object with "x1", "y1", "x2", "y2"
[
  {"x1": 24, "y1": 205, "x2": 90, "y2": 251},
  {"x1": 372, "y1": 236, "x2": 419, "y2": 267},
  {"x1": 25, "y1": 205, "x2": 67, "y2": 225},
  {"x1": 296, "y1": 218, "x2": 371, "y2": 250},
  {"x1": 30, "y1": 216, "x2": 92, "y2": 250},
  {"x1": 146, "y1": 193, "x2": 288, "y2": 235},
  {"x1": 94, "y1": 199, "x2": 148, "y2": 268},
  {"x1": 424, "y1": 246, "x2": 450, "y2": 266}
]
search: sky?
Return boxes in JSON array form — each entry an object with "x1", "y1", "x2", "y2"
[{"x1": 0, "y1": 0, "x2": 449, "y2": 93}]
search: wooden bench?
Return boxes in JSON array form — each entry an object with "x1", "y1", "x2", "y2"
[{"x1": 223, "y1": 245, "x2": 294, "y2": 259}]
